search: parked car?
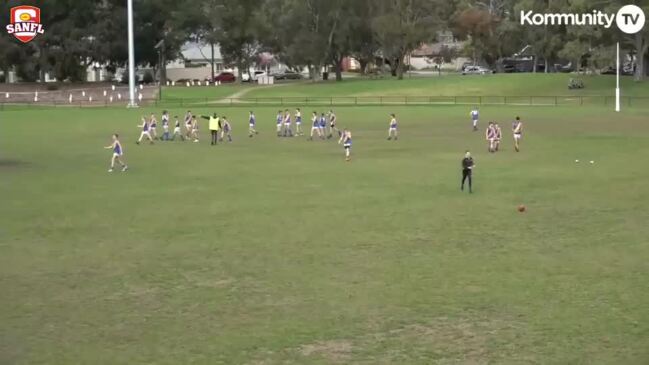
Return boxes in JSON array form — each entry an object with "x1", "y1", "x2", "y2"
[
  {"x1": 272, "y1": 71, "x2": 304, "y2": 80},
  {"x1": 461, "y1": 66, "x2": 494, "y2": 75},
  {"x1": 207, "y1": 72, "x2": 236, "y2": 83},
  {"x1": 242, "y1": 70, "x2": 267, "y2": 82},
  {"x1": 600, "y1": 66, "x2": 634, "y2": 76}
]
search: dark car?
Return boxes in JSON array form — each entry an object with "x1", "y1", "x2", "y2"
[
  {"x1": 273, "y1": 71, "x2": 304, "y2": 80},
  {"x1": 207, "y1": 72, "x2": 236, "y2": 83},
  {"x1": 601, "y1": 66, "x2": 634, "y2": 76}
]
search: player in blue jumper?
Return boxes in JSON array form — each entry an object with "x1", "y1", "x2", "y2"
[
  {"x1": 248, "y1": 111, "x2": 258, "y2": 137},
  {"x1": 338, "y1": 128, "x2": 352, "y2": 161},
  {"x1": 136, "y1": 116, "x2": 154, "y2": 144},
  {"x1": 104, "y1": 134, "x2": 128, "y2": 172}
]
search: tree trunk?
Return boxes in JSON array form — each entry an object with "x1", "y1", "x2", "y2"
[
  {"x1": 634, "y1": 33, "x2": 647, "y2": 81},
  {"x1": 210, "y1": 43, "x2": 215, "y2": 81},
  {"x1": 396, "y1": 56, "x2": 405, "y2": 80},
  {"x1": 334, "y1": 56, "x2": 343, "y2": 81},
  {"x1": 389, "y1": 58, "x2": 398, "y2": 77},
  {"x1": 544, "y1": 59, "x2": 548, "y2": 73},
  {"x1": 532, "y1": 55, "x2": 537, "y2": 73},
  {"x1": 160, "y1": 51, "x2": 166, "y2": 84},
  {"x1": 237, "y1": 62, "x2": 244, "y2": 84},
  {"x1": 359, "y1": 59, "x2": 368, "y2": 75},
  {"x1": 309, "y1": 65, "x2": 320, "y2": 81}
]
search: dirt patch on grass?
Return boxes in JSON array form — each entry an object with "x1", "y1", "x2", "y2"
[
  {"x1": 244, "y1": 315, "x2": 527, "y2": 364},
  {"x1": 299, "y1": 340, "x2": 353, "y2": 363}
]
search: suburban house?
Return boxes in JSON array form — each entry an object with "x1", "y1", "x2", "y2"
[
  {"x1": 166, "y1": 42, "x2": 225, "y2": 81},
  {"x1": 409, "y1": 31, "x2": 468, "y2": 71}
]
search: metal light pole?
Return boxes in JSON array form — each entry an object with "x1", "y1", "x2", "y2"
[
  {"x1": 615, "y1": 42, "x2": 620, "y2": 112},
  {"x1": 127, "y1": 0, "x2": 138, "y2": 108}
]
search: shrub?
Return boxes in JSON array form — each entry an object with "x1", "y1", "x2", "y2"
[{"x1": 143, "y1": 71, "x2": 154, "y2": 84}]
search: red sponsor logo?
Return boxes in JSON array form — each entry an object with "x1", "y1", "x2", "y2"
[{"x1": 6, "y1": 6, "x2": 45, "y2": 43}]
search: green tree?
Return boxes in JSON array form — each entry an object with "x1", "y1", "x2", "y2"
[{"x1": 373, "y1": 0, "x2": 453, "y2": 79}]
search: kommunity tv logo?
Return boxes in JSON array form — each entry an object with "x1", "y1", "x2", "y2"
[{"x1": 521, "y1": 4, "x2": 645, "y2": 34}]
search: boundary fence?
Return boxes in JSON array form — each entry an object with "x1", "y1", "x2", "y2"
[{"x1": 1, "y1": 95, "x2": 648, "y2": 110}]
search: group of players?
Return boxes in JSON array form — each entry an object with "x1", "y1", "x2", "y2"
[
  {"x1": 105, "y1": 108, "x2": 364, "y2": 170},
  {"x1": 272, "y1": 108, "x2": 340, "y2": 140},
  {"x1": 471, "y1": 108, "x2": 524, "y2": 153},
  {"x1": 108, "y1": 107, "x2": 527, "y2": 173},
  {"x1": 134, "y1": 110, "x2": 240, "y2": 144},
  {"x1": 459, "y1": 108, "x2": 525, "y2": 193}
]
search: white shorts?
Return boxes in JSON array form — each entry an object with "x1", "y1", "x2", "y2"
[
  {"x1": 390, "y1": 127, "x2": 397, "y2": 131},
  {"x1": 113, "y1": 152, "x2": 122, "y2": 158},
  {"x1": 249, "y1": 124, "x2": 255, "y2": 128},
  {"x1": 163, "y1": 125, "x2": 169, "y2": 132},
  {"x1": 488, "y1": 138, "x2": 495, "y2": 143},
  {"x1": 514, "y1": 133, "x2": 522, "y2": 140},
  {"x1": 276, "y1": 124, "x2": 282, "y2": 130},
  {"x1": 473, "y1": 119, "x2": 478, "y2": 125},
  {"x1": 174, "y1": 127, "x2": 181, "y2": 133},
  {"x1": 140, "y1": 131, "x2": 151, "y2": 138}
]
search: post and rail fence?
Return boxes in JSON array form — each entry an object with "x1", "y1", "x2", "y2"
[{"x1": 1, "y1": 95, "x2": 648, "y2": 110}]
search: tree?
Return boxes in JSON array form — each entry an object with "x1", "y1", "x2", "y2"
[
  {"x1": 213, "y1": 0, "x2": 265, "y2": 82},
  {"x1": 261, "y1": 0, "x2": 341, "y2": 81},
  {"x1": 347, "y1": 0, "x2": 380, "y2": 75},
  {"x1": 373, "y1": 0, "x2": 452, "y2": 79},
  {"x1": 174, "y1": 0, "x2": 223, "y2": 80}
]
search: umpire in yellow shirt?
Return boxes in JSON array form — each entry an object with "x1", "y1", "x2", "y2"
[{"x1": 201, "y1": 112, "x2": 221, "y2": 145}]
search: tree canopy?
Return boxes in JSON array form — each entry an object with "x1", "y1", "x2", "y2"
[{"x1": 0, "y1": 0, "x2": 647, "y2": 82}]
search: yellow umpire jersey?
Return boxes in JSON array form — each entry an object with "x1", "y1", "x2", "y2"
[{"x1": 209, "y1": 116, "x2": 220, "y2": 131}]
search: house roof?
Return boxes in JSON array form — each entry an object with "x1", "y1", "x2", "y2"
[
  {"x1": 412, "y1": 43, "x2": 443, "y2": 57},
  {"x1": 411, "y1": 41, "x2": 464, "y2": 57},
  {"x1": 181, "y1": 42, "x2": 223, "y2": 62}
]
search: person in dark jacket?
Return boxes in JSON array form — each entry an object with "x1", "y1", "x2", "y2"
[{"x1": 461, "y1": 151, "x2": 475, "y2": 193}]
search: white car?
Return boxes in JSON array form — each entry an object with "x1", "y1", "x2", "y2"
[
  {"x1": 242, "y1": 70, "x2": 267, "y2": 82},
  {"x1": 461, "y1": 66, "x2": 493, "y2": 75}
]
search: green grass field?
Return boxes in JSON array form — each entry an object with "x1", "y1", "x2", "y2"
[
  {"x1": 2, "y1": 76, "x2": 649, "y2": 364},
  {"x1": 160, "y1": 74, "x2": 649, "y2": 102}
]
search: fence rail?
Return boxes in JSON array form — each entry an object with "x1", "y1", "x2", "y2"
[{"x1": 1, "y1": 95, "x2": 648, "y2": 110}]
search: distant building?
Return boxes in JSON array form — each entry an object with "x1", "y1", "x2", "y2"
[
  {"x1": 409, "y1": 31, "x2": 468, "y2": 71},
  {"x1": 166, "y1": 42, "x2": 225, "y2": 81}
]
